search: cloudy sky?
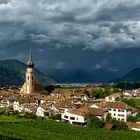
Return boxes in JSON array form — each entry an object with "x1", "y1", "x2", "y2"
[{"x1": 0, "y1": 0, "x2": 140, "y2": 75}]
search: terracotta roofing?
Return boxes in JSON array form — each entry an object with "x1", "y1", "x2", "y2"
[
  {"x1": 134, "y1": 88, "x2": 140, "y2": 94},
  {"x1": 94, "y1": 102, "x2": 106, "y2": 109},
  {"x1": 68, "y1": 110, "x2": 85, "y2": 116},
  {"x1": 127, "y1": 122, "x2": 140, "y2": 129},
  {"x1": 14, "y1": 96, "x2": 36, "y2": 104},
  {"x1": 51, "y1": 89, "x2": 85, "y2": 97},
  {"x1": 41, "y1": 102, "x2": 51, "y2": 110},
  {"x1": 1, "y1": 97, "x2": 8, "y2": 103},
  {"x1": 0, "y1": 91, "x2": 18, "y2": 97},
  {"x1": 67, "y1": 105, "x2": 105, "y2": 117},
  {"x1": 105, "y1": 102, "x2": 133, "y2": 110},
  {"x1": 106, "y1": 102, "x2": 127, "y2": 109},
  {"x1": 107, "y1": 93, "x2": 121, "y2": 98},
  {"x1": 53, "y1": 100, "x2": 74, "y2": 109},
  {"x1": 78, "y1": 106, "x2": 105, "y2": 116},
  {"x1": 94, "y1": 101, "x2": 137, "y2": 112}
]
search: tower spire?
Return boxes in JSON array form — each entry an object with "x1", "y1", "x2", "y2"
[{"x1": 27, "y1": 48, "x2": 34, "y2": 67}]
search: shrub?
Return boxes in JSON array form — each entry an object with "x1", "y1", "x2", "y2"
[
  {"x1": 109, "y1": 119, "x2": 128, "y2": 130},
  {"x1": 48, "y1": 114, "x2": 61, "y2": 120}
]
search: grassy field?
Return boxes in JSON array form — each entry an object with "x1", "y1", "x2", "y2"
[
  {"x1": 0, "y1": 115, "x2": 32, "y2": 123},
  {"x1": 1, "y1": 116, "x2": 140, "y2": 140},
  {"x1": 134, "y1": 99, "x2": 140, "y2": 109}
]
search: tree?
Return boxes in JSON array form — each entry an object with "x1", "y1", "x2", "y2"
[
  {"x1": 85, "y1": 114, "x2": 104, "y2": 128},
  {"x1": 122, "y1": 99, "x2": 136, "y2": 107},
  {"x1": 41, "y1": 90, "x2": 49, "y2": 96},
  {"x1": 83, "y1": 89, "x2": 90, "y2": 97},
  {"x1": 105, "y1": 113, "x2": 112, "y2": 122},
  {"x1": 44, "y1": 85, "x2": 55, "y2": 94},
  {"x1": 127, "y1": 115, "x2": 137, "y2": 122}
]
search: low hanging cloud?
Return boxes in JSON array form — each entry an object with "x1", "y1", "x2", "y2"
[{"x1": 0, "y1": 0, "x2": 140, "y2": 52}]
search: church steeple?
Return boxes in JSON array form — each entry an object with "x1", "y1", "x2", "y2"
[
  {"x1": 20, "y1": 49, "x2": 35, "y2": 94},
  {"x1": 27, "y1": 49, "x2": 34, "y2": 68}
]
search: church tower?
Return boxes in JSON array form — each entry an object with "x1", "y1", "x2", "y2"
[
  {"x1": 26, "y1": 49, "x2": 35, "y2": 94},
  {"x1": 20, "y1": 49, "x2": 35, "y2": 94}
]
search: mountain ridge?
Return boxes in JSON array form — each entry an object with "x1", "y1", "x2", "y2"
[
  {"x1": 110, "y1": 67, "x2": 140, "y2": 83},
  {"x1": 0, "y1": 59, "x2": 55, "y2": 86},
  {"x1": 46, "y1": 68, "x2": 120, "y2": 83}
]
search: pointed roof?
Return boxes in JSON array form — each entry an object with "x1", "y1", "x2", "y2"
[{"x1": 27, "y1": 49, "x2": 34, "y2": 66}]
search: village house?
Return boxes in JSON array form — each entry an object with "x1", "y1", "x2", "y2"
[
  {"x1": 106, "y1": 102, "x2": 137, "y2": 122},
  {"x1": 91, "y1": 102, "x2": 137, "y2": 122},
  {"x1": 13, "y1": 96, "x2": 37, "y2": 113},
  {"x1": 36, "y1": 102, "x2": 52, "y2": 117},
  {"x1": 0, "y1": 97, "x2": 10, "y2": 108},
  {"x1": 50, "y1": 89, "x2": 88, "y2": 101},
  {"x1": 61, "y1": 105, "x2": 106, "y2": 124},
  {"x1": 61, "y1": 109, "x2": 86, "y2": 124},
  {"x1": 123, "y1": 90, "x2": 136, "y2": 97},
  {"x1": 51, "y1": 99, "x2": 77, "y2": 114},
  {"x1": 21, "y1": 103, "x2": 37, "y2": 114},
  {"x1": 0, "y1": 91, "x2": 20, "y2": 108},
  {"x1": 13, "y1": 101, "x2": 37, "y2": 113},
  {"x1": 105, "y1": 93, "x2": 121, "y2": 102},
  {"x1": 132, "y1": 88, "x2": 140, "y2": 97}
]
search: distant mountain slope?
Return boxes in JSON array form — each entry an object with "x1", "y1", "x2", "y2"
[
  {"x1": 0, "y1": 60, "x2": 55, "y2": 86},
  {"x1": 110, "y1": 68, "x2": 140, "y2": 83},
  {"x1": 47, "y1": 69, "x2": 119, "y2": 83}
]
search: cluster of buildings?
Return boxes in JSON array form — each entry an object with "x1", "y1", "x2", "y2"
[
  {"x1": 62, "y1": 93, "x2": 137, "y2": 124},
  {"x1": 0, "y1": 51, "x2": 140, "y2": 131}
]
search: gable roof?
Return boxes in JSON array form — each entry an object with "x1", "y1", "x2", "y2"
[
  {"x1": 67, "y1": 105, "x2": 105, "y2": 117},
  {"x1": 93, "y1": 101, "x2": 137, "y2": 111}
]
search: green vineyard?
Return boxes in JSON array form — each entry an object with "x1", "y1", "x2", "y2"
[{"x1": 0, "y1": 116, "x2": 140, "y2": 140}]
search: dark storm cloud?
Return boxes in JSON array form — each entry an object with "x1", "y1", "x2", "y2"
[
  {"x1": 0, "y1": 0, "x2": 140, "y2": 73},
  {"x1": 0, "y1": 0, "x2": 9, "y2": 4},
  {"x1": 0, "y1": 0, "x2": 140, "y2": 52}
]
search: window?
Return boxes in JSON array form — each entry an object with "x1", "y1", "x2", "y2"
[
  {"x1": 77, "y1": 117, "x2": 78, "y2": 120},
  {"x1": 70, "y1": 117, "x2": 75, "y2": 120},
  {"x1": 64, "y1": 115, "x2": 68, "y2": 119},
  {"x1": 113, "y1": 109, "x2": 116, "y2": 111},
  {"x1": 118, "y1": 114, "x2": 124, "y2": 117},
  {"x1": 114, "y1": 113, "x2": 116, "y2": 116},
  {"x1": 118, "y1": 109, "x2": 124, "y2": 112}
]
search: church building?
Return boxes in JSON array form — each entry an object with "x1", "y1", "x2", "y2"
[{"x1": 20, "y1": 50, "x2": 35, "y2": 94}]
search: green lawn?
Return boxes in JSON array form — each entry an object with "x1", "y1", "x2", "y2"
[{"x1": 0, "y1": 117, "x2": 140, "y2": 140}]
